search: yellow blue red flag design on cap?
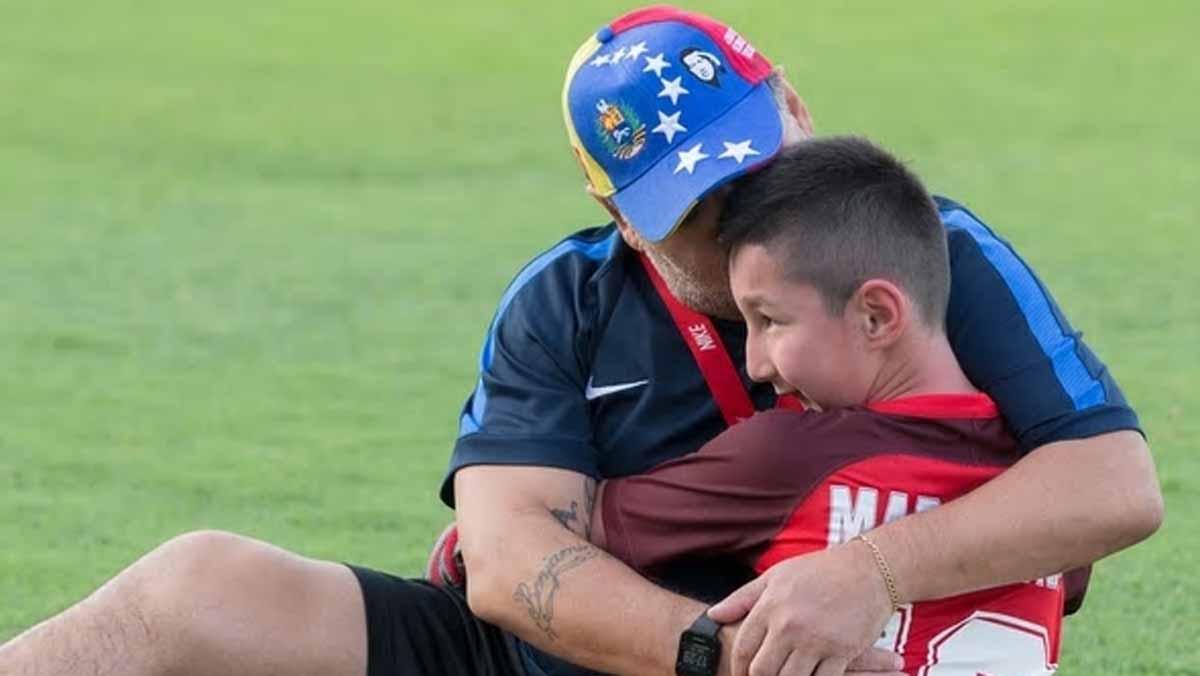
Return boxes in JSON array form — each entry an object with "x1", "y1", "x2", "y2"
[{"x1": 562, "y1": 5, "x2": 783, "y2": 242}]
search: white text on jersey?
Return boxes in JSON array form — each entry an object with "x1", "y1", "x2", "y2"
[{"x1": 827, "y1": 485, "x2": 942, "y2": 546}]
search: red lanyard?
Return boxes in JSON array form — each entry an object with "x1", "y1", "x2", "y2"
[{"x1": 638, "y1": 253, "x2": 805, "y2": 426}]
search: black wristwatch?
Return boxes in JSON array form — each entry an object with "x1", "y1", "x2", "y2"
[{"x1": 676, "y1": 610, "x2": 722, "y2": 676}]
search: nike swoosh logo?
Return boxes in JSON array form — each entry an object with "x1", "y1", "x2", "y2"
[{"x1": 584, "y1": 377, "x2": 649, "y2": 401}]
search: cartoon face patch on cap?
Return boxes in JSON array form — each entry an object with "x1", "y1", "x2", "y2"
[
  {"x1": 595, "y1": 98, "x2": 647, "y2": 160},
  {"x1": 680, "y1": 48, "x2": 725, "y2": 87}
]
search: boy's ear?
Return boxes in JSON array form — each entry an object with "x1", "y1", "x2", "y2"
[{"x1": 852, "y1": 279, "x2": 908, "y2": 349}]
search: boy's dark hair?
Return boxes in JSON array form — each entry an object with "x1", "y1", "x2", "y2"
[{"x1": 719, "y1": 136, "x2": 949, "y2": 329}]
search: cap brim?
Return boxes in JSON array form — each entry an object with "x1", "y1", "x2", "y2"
[{"x1": 611, "y1": 85, "x2": 783, "y2": 243}]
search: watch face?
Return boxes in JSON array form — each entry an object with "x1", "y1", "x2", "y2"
[{"x1": 676, "y1": 633, "x2": 718, "y2": 676}]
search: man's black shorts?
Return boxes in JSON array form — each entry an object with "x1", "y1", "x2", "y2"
[{"x1": 348, "y1": 564, "x2": 526, "y2": 676}]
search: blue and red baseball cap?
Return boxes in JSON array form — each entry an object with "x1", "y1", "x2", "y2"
[{"x1": 563, "y1": 6, "x2": 783, "y2": 243}]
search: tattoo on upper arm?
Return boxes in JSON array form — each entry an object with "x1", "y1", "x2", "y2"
[
  {"x1": 513, "y1": 544, "x2": 600, "y2": 641},
  {"x1": 549, "y1": 478, "x2": 598, "y2": 540},
  {"x1": 584, "y1": 479, "x2": 597, "y2": 522},
  {"x1": 550, "y1": 501, "x2": 581, "y2": 533}
]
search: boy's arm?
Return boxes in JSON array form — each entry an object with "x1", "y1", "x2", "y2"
[{"x1": 594, "y1": 410, "x2": 817, "y2": 571}]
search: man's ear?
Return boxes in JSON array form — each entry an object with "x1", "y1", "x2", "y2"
[
  {"x1": 776, "y1": 73, "x2": 815, "y2": 138},
  {"x1": 587, "y1": 186, "x2": 645, "y2": 251},
  {"x1": 851, "y1": 279, "x2": 908, "y2": 349}
]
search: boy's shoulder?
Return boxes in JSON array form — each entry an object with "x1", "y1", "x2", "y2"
[{"x1": 705, "y1": 403, "x2": 1015, "y2": 490}]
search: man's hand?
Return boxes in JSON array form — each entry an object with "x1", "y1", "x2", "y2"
[
  {"x1": 710, "y1": 542, "x2": 897, "y2": 676},
  {"x1": 716, "y1": 622, "x2": 903, "y2": 676}
]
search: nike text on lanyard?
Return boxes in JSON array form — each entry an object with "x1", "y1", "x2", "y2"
[{"x1": 638, "y1": 253, "x2": 805, "y2": 426}]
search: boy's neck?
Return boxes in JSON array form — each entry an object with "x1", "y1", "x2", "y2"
[{"x1": 867, "y1": 331, "x2": 979, "y2": 403}]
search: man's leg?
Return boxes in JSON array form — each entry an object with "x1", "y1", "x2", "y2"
[{"x1": 0, "y1": 530, "x2": 367, "y2": 676}]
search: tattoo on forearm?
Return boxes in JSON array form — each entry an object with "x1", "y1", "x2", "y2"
[{"x1": 513, "y1": 544, "x2": 600, "y2": 640}]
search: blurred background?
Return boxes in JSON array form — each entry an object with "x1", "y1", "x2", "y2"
[{"x1": 2, "y1": 1, "x2": 1196, "y2": 671}]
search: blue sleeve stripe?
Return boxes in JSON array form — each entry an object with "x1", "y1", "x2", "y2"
[
  {"x1": 941, "y1": 207, "x2": 1106, "y2": 411},
  {"x1": 458, "y1": 231, "x2": 620, "y2": 436}
]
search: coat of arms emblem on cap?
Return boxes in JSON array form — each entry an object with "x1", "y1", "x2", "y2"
[{"x1": 595, "y1": 99, "x2": 647, "y2": 160}]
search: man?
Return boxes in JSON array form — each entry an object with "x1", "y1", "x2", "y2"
[
  {"x1": 592, "y1": 136, "x2": 1081, "y2": 675},
  {"x1": 453, "y1": 8, "x2": 1158, "y2": 675},
  {"x1": 0, "y1": 6, "x2": 1160, "y2": 676}
]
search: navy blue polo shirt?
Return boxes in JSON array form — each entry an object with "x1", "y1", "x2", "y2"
[{"x1": 440, "y1": 196, "x2": 1140, "y2": 676}]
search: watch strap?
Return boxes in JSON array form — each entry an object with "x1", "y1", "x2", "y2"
[{"x1": 689, "y1": 611, "x2": 720, "y2": 639}]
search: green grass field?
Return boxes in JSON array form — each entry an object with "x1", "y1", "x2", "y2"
[{"x1": 2, "y1": 1, "x2": 1197, "y2": 672}]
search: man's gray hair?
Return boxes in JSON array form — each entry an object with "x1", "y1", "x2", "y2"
[{"x1": 765, "y1": 71, "x2": 807, "y2": 145}]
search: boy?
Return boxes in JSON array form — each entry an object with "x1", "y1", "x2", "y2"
[{"x1": 591, "y1": 137, "x2": 1068, "y2": 674}]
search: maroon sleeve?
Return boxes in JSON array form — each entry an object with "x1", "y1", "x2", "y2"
[{"x1": 596, "y1": 409, "x2": 819, "y2": 573}]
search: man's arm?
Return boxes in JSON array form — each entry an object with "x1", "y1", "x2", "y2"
[
  {"x1": 455, "y1": 465, "x2": 715, "y2": 676},
  {"x1": 447, "y1": 240, "x2": 720, "y2": 675},
  {"x1": 873, "y1": 430, "x2": 1161, "y2": 601},
  {"x1": 710, "y1": 431, "x2": 1161, "y2": 675}
]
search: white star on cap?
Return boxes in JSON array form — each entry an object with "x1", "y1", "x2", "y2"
[
  {"x1": 674, "y1": 142, "x2": 709, "y2": 175},
  {"x1": 718, "y1": 140, "x2": 762, "y2": 164},
  {"x1": 590, "y1": 53, "x2": 612, "y2": 67},
  {"x1": 657, "y1": 76, "x2": 689, "y2": 106},
  {"x1": 643, "y1": 52, "x2": 670, "y2": 77},
  {"x1": 626, "y1": 41, "x2": 649, "y2": 61},
  {"x1": 652, "y1": 110, "x2": 687, "y2": 144},
  {"x1": 610, "y1": 46, "x2": 628, "y2": 63}
]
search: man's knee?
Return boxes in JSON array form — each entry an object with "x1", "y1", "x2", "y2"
[
  {"x1": 126, "y1": 531, "x2": 295, "y2": 637},
  {"x1": 142, "y1": 530, "x2": 271, "y2": 597},
  {"x1": 121, "y1": 530, "x2": 366, "y2": 674}
]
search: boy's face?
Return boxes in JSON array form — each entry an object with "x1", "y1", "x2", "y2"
[{"x1": 730, "y1": 243, "x2": 875, "y2": 409}]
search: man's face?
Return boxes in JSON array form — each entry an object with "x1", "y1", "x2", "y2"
[
  {"x1": 639, "y1": 191, "x2": 740, "y2": 319},
  {"x1": 597, "y1": 76, "x2": 813, "y2": 320},
  {"x1": 729, "y1": 243, "x2": 873, "y2": 408},
  {"x1": 638, "y1": 85, "x2": 813, "y2": 320}
]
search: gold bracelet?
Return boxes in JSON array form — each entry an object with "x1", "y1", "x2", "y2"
[{"x1": 854, "y1": 534, "x2": 901, "y2": 611}]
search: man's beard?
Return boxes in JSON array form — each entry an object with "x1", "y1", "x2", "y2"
[{"x1": 644, "y1": 248, "x2": 742, "y2": 320}]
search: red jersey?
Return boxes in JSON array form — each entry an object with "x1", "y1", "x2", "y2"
[{"x1": 593, "y1": 394, "x2": 1075, "y2": 675}]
